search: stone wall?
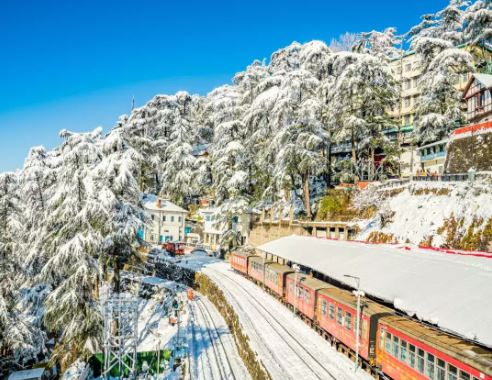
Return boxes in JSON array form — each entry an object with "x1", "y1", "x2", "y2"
[{"x1": 445, "y1": 132, "x2": 492, "y2": 173}]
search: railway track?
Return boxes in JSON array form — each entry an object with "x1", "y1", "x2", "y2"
[
  {"x1": 204, "y1": 265, "x2": 369, "y2": 380},
  {"x1": 187, "y1": 293, "x2": 249, "y2": 380}
]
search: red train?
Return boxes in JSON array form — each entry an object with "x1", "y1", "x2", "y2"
[{"x1": 230, "y1": 251, "x2": 492, "y2": 380}]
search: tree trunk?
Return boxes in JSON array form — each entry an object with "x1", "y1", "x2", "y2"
[
  {"x1": 351, "y1": 130, "x2": 357, "y2": 177},
  {"x1": 370, "y1": 146, "x2": 375, "y2": 181},
  {"x1": 302, "y1": 173, "x2": 312, "y2": 220}
]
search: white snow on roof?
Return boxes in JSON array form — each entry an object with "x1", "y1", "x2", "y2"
[
  {"x1": 257, "y1": 235, "x2": 492, "y2": 348},
  {"x1": 8, "y1": 368, "x2": 46, "y2": 380},
  {"x1": 143, "y1": 194, "x2": 187, "y2": 213}
]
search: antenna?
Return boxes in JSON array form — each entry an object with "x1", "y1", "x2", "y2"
[{"x1": 131, "y1": 96, "x2": 135, "y2": 111}]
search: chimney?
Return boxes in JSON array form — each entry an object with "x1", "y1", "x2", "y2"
[{"x1": 156, "y1": 198, "x2": 162, "y2": 208}]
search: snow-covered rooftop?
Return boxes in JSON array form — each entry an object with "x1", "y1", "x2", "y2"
[
  {"x1": 257, "y1": 235, "x2": 492, "y2": 348},
  {"x1": 8, "y1": 368, "x2": 46, "y2": 380},
  {"x1": 142, "y1": 194, "x2": 187, "y2": 213}
]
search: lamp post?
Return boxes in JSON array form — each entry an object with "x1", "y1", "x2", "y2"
[
  {"x1": 292, "y1": 264, "x2": 301, "y2": 315},
  {"x1": 344, "y1": 274, "x2": 363, "y2": 372}
]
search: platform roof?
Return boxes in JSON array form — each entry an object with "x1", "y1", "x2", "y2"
[{"x1": 257, "y1": 235, "x2": 492, "y2": 348}]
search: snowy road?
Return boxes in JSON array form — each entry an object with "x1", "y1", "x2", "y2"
[
  {"x1": 164, "y1": 252, "x2": 373, "y2": 380},
  {"x1": 187, "y1": 293, "x2": 251, "y2": 380}
]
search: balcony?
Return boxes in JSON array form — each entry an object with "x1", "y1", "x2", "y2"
[{"x1": 420, "y1": 151, "x2": 446, "y2": 162}]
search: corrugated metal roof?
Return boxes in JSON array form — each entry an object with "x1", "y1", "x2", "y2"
[
  {"x1": 8, "y1": 368, "x2": 45, "y2": 380},
  {"x1": 257, "y1": 235, "x2": 492, "y2": 348}
]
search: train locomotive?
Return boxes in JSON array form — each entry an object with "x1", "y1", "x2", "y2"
[{"x1": 230, "y1": 251, "x2": 492, "y2": 380}]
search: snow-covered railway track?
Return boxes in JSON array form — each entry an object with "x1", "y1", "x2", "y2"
[
  {"x1": 188, "y1": 293, "x2": 250, "y2": 380},
  {"x1": 203, "y1": 265, "x2": 371, "y2": 380}
]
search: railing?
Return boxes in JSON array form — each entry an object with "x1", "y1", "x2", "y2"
[
  {"x1": 413, "y1": 173, "x2": 468, "y2": 182},
  {"x1": 420, "y1": 151, "x2": 446, "y2": 161}
]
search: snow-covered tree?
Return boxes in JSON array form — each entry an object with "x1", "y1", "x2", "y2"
[
  {"x1": 328, "y1": 54, "x2": 397, "y2": 180},
  {"x1": 40, "y1": 128, "x2": 103, "y2": 366},
  {"x1": 463, "y1": 0, "x2": 492, "y2": 45},
  {"x1": 160, "y1": 93, "x2": 197, "y2": 205},
  {"x1": 353, "y1": 27, "x2": 402, "y2": 60},
  {"x1": 94, "y1": 128, "x2": 146, "y2": 292}
]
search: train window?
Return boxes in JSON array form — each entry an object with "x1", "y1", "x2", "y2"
[
  {"x1": 436, "y1": 358, "x2": 446, "y2": 380},
  {"x1": 385, "y1": 332, "x2": 392, "y2": 352},
  {"x1": 408, "y1": 344, "x2": 416, "y2": 368},
  {"x1": 447, "y1": 364, "x2": 457, "y2": 380},
  {"x1": 321, "y1": 300, "x2": 327, "y2": 316},
  {"x1": 345, "y1": 312, "x2": 352, "y2": 330},
  {"x1": 417, "y1": 349, "x2": 425, "y2": 373},
  {"x1": 392, "y1": 336, "x2": 399, "y2": 357},
  {"x1": 329, "y1": 304, "x2": 334, "y2": 319},
  {"x1": 426, "y1": 353, "x2": 435, "y2": 379},
  {"x1": 458, "y1": 372, "x2": 470, "y2": 380},
  {"x1": 400, "y1": 340, "x2": 407, "y2": 362},
  {"x1": 336, "y1": 307, "x2": 343, "y2": 325}
]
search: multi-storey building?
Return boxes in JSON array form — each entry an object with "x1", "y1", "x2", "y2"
[{"x1": 140, "y1": 194, "x2": 188, "y2": 244}]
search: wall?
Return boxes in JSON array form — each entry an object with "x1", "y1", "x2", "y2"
[
  {"x1": 145, "y1": 210, "x2": 186, "y2": 243},
  {"x1": 445, "y1": 131, "x2": 492, "y2": 173}
]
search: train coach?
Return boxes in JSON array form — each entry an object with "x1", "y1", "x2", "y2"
[
  {"x1": 285, "y1": 272, "x2": 331, "y2": 322},
  {"x1": 228, "y1": 253, "x2": 492, "y2": 379},
  {"x1": 316, "y1": 287, "x2": 393, "y2": 366},
  {"x1": 264, "y1": 262, "x2": 293, "y2": 298},
  {"x1": 377, "y1": 315, "x2": 492, "y2": 380},
  {"x1": 230, "y1": 250, "x2": 257, "y2": 275}
]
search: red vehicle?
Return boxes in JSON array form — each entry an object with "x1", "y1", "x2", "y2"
[
  {"x1": 316, "y1": 287, "x2": 392, "y2": 365},
  {"x1": 248, "y1": 256, "x2": 271, "y2": 284},
  {"x1": 376, "y1": 315, "x2": 492, "y2": 380},
  {"x1": 230, "y1": 251, "x2": 257, "y2": 275},
  {"x1": 264, "y1": 263, "x2": 293, "y2": 298},
  {"x1": 164, "y1": 241, "x2": 185, "y2": 256},
  {"x1": 284, "y1": 273, "x2": 330, "y2": 322}
]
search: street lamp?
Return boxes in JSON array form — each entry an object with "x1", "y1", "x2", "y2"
[
  {"x1": 344, "y1": 274, "x2": 364, "y2": 372},
  {"x1": 292, "y1": 264, "x2": 301, "y2": 315}
]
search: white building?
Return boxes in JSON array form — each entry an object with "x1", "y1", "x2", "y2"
[
  {"x1": 141, "y1": 194, "x2": 188, "y2": 244},
  {"x1": 198, "y1": 207, "x2": 225, "y2": 250}
]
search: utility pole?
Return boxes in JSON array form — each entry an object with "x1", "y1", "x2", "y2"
[
  {"x1": 344, "y1": 274, "x2": 364, "y2": 372},
  {"x1": 292, "y1": 264, "x2": 301, "y2": 315}
]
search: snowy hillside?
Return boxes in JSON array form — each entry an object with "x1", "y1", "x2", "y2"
[{"x1": 357, "y1": 179, "x2": 492, "y2": 250}]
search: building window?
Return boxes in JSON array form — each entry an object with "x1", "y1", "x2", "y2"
[
  {"x1": 171, "y1": 216, "x2": 175, "y2": 222},
  {"x1": 404, "y1": 97, "x2": 411, "y2": 107},
  {"x1": 151, "y1": 214, "x2": 155, "y2": 221},
  {"x1": 162, "y1": 215, "x2": 166, "y2": 222},
  {"x1": 329, "y1": 304, "x2": 334, "y2": 319},
  {"x1": 345, "y1": 312, "x2": 352, "y2": 330},
  {"x1": 336, "y1": 307, "x2": 343, "y2": 325},
  {"x1": 405, "y1": 63, "x2": 412, "y2": 72},
  {"x1": 178, "y1": 216, "x2": 182, "y2": 223},
  {"x1": 404, "y1": 80, "x2": 411, "y2": 90},
  {"x1": 459, "y1": 371, "x2": 470, "y2": 380}
]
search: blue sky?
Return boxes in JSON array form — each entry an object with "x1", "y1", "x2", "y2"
[{"x1": 0, "y1": 0, "x2": 448, "y2": 171}]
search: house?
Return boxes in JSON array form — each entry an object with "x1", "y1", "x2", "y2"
[
  {"x1": 141, "y1": 194, "x2": 188, "y2": 244},
  {"x1": 417, "y1": 138, "x2": 448, "y2": 175},
  {"x1": 463, "y1": 73, "x2": 492, "y2": 124},
  {"x1": 198, "y1": 207, "x2": 257, "y2": 250},
  {"x1": 198, "y1": 207, "x2": 225, "y2": 250},
  {"x1": 8, "y1": 368, "x2": 52, "y2": 380}
]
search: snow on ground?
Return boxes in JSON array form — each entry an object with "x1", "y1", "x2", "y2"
[
  {"x1": 357, "y1": 179, "x2": 492, "y2": 246},
  {"x1": 257, "y1": 235, "x2": 492, "y2": 348},
  {"x1": 171, "y1": 252, "x2": 372, "y2": 380},
  {"x1": 187, "y1": 292, "x2": 251, "y2": 380}
]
